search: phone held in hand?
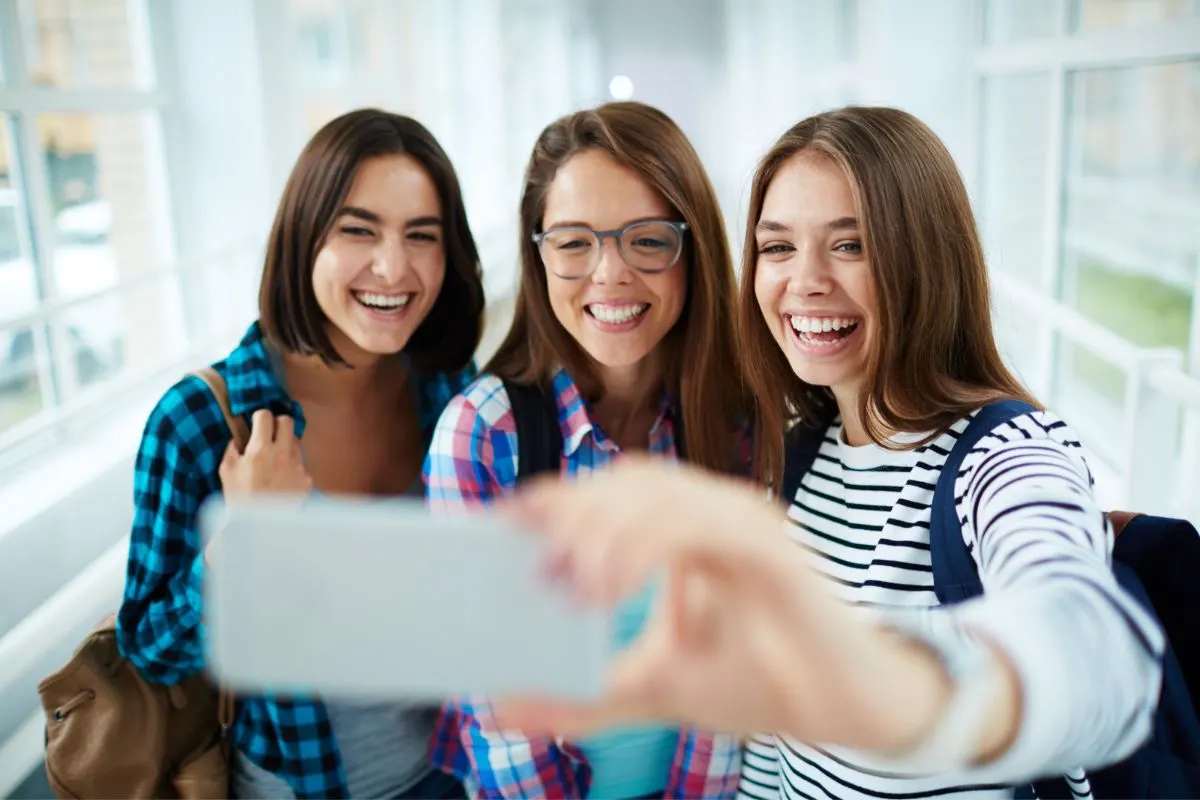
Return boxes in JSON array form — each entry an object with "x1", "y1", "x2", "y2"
[{"x1": 199, "y1": 496, "x2": 610, "y2": 701}]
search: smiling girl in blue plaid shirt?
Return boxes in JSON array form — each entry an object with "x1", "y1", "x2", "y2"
[
  {"x1": 115, "y1": 109, "x2": 483, "y2": 799},
  {"x1": 423, "y1": 102, "x2": 750, "y2": 799}
]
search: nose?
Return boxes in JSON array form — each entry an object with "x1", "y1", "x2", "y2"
[
  {"x1": 590, "y1": 235, "x2": 634, "y2": 285},
  {"x1": 785, "y1": 242, "x2": 835, "y2": 297},
  {"x1": 369, "y1": 235, "x2": 409, "y2": 284}
]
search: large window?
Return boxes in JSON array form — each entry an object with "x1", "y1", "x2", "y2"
[
  {"x1": 0, "y1": 0, "x2": 184, "y2": 455},
  {"x1": 976, "y1": 0, "x2": 1200, "y2": 514}
]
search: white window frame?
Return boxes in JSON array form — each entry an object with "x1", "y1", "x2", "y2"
[
  {"x1": 971, "y1": 0, "x2": 1200, "y2": 520},
  {"x1": 0, "y1": 0, "x2": 251, "y2": 473}
]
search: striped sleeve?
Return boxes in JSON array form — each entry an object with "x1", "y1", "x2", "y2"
[
  {"x1": 946, "y1": 410, "x2": 1164, "y2": 780},
  {"x1": 422, "y1": 375, "x2": 588, "y2": 798},
  {"x1": 737, "y1": 736, "x2": 782, "y2": 800}
]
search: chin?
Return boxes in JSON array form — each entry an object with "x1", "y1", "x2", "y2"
[{"x1": 578, "y1": 339, "x2": 657, "y2": 370}]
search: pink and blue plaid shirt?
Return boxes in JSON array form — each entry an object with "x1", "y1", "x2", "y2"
[{"x1": 422, "y1": 368, "x2": 743, "y2": 799}]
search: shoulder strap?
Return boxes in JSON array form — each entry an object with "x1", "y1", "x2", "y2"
[
  {"x1": 188, "y1": 365, "x2": 243, "y2": 731},
  {"x1": 503, "y1": 379, "x2": 563, "y2": 485},
  {"x1": 673, "y1": 405, "x2": 687, "y2": 462},
  {"x1": 930, "y1": 399, "x2": 1036, "y2": 605},
  {"x1": 780, "y1": 421, "x2": 825, "y2": 506},
  {"x1": 190, "y1": 366, "x2": 250, "y2": 453}
]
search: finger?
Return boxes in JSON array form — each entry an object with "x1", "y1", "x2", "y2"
[
  {"x1": 248, "y1": 409, "x2": 275, "y2": 451},
  {"x1": 219, "y1": 440, "x2": 239, "y2": 477},
  {"x1": 275, "y1": 414, "x2": 296, "y2": 443}
]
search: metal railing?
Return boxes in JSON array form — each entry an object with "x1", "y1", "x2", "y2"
[{"x1": 992, "y1": 271, "x2": 1200, "y2": 521}]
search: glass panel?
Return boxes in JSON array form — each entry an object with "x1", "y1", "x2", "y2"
[
  {"x1": 1071, "y1": 0, "x2": 1199, "y2": 31},
  {"x1": 37, "y1": 113, "x2": 174, "y2": 299},
  {"x1": 22, "y1": 0, "x2": 155, "y2": 89},
  {"x1": 979, "y1": 72, "x2": 1054, "y2": 289},
  {"x1": 1053, "y1": 337, "x2": 1126, "y2": 468},
  {"x1": 52, "y1": 278, "x2": 186, "y2": 399},
  {"x1": 0, "y1": 116, "x2": 40, "y2": 323},
  {"x1": 1061, "y1": 61, "x2": 1199, "y2": 356},
  {"x1": 983, "y1": 0, "x2": 1062, "y2": 44},
  {"x1": 0, "y1": 325, "x2": 47, "y2": 435}
]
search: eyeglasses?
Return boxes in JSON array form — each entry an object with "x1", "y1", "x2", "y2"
[{"x1": 532, "y1": 219, "x2": 689, "y2": 280}]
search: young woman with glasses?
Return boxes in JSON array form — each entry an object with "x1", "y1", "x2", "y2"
[{"x1": 422, "y1": 101, "x2": 750, "y2": 799}]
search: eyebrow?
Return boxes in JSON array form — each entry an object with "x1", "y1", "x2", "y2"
[
  {"x1": 755, "y1": 216, "x2": 859, "y2": 234},
  {"x1": 335, "y1": 207, "x2": 442, "y2": 229},
  {"x1": 543, "y1": 215, "x2": 670, "y2": 230}
]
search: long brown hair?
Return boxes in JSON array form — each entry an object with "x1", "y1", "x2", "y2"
[
  {"x1": 259, "y1": 108, "x2": 484, "y2": 375},
  {"x1": 739, "y1": 106, "x2": 1039, "y2": 488},
  {"x1": 488, "y1": 101, "x2": 748, "y2": 476}
]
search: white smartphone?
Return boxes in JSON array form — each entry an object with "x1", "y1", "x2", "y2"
[{"x1": 199, "y1": 496, "x2": 610, "y2": 701}]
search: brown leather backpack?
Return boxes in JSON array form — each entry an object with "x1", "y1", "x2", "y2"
[{"x1": 38, "y1": 367, "x2": 245, "y2": 799}]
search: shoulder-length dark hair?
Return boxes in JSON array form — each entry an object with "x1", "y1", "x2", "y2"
[
  {"x1": 258, "y1": 108, "x2": 484, "y2": 374},
  {"x1": 488, "y1": 101, "x2": 748, "y2": 476},
  {"x1": 739, "y1": 106, "x2": 1040, "y2": 488}
]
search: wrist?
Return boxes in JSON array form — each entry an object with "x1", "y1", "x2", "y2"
[{"x1": 870, "y1": 618, "x2": 1021, "y2": 771}]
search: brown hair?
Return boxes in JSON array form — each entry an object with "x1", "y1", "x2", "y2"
[
  {"x1": 739, "y1": 106, "x2": 1039, "y2": 488},
  {"x1": 488, "y1": 101, "x2": 748, "y2": 476},
  {"x1": 259, "y1": 108, "x2": 484, "y2": 375}
]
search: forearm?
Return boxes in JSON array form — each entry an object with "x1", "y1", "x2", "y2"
[{"x1": 117, "y1": 553, "x2": 207, "y2": 682}]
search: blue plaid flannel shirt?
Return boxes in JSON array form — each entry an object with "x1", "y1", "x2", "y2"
[{"x1": 115, "y1": 320, "x2": 476, "y2": 798}]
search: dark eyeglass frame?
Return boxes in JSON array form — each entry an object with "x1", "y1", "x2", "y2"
[{"x1": 531, "y1": 219, "x2": 690, "y2": 279}]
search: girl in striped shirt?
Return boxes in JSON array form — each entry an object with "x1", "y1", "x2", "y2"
[{"x1": 492, "y1": 106, "x2": 1164, "y2": 800}]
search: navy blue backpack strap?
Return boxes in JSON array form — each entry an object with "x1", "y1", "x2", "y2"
[
  {"x1": 780, "y1": 421, "x2": 826, "y2": 507},
  {"x1": 929, "y1": 399, "x2": 1036, "y2": 604},
  {"x1": 502, "y1": 379, "x2": 563, "y2": 485}
]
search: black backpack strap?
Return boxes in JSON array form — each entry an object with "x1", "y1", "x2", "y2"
[
  {"x1": 503, "y1": 379, "x2": 564, "y2": 485},
  {"x1": 673, "y1": 405, "x2": 687, "y2": 461},
  {"x1": 780, "y1": 422, "x2": 825, "y2": 507},
  {"x1": 931, "y1": 400, "x2": 1076, "y2": 800},
  {"x1": 929, "y1": 399, "x2": 1035, "y2": 605}
]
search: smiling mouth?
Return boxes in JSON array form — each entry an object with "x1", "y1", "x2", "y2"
[
  {"x1": 353, "y1": 291, "x2": 413, "y2": 314},
  {"x1": 585, "y1": 303, "x2": 649, "y2": 324},
  {"x1": 787, "y1": 314, "x2": 861, "y2": 346}
]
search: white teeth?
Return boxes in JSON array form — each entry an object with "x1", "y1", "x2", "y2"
[
  {"x1": 355, "y1": 292, "x2": 411, "y2": 309},
  {"x1": 788, "y1": 315, "x2": 860, "y2": 334},
  {"x1": 588, "y1": 303, "x2": 648, "y2": 324}
]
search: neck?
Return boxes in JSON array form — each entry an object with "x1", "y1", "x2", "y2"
[
  {"x1": 591, "y1": 355, "x2": 666, "y2": 450},
  {"x1": 281, "y1": 332, "x2": 404, "y2": 407},
  {"x1": 832, "y1": 383, "x2": 869, "y2": 446}
]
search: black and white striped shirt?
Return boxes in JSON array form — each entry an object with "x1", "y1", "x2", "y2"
[{"x1": 739, "y1": 409, "x2": 1164, "y2": 800}]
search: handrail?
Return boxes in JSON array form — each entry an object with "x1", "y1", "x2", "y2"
[
  {"x1": 992, "y1": 271, "x2": 1199, "y2": 412},
  {"x1": 0, "y1": 538, "x2": 127, "y2": 693}
]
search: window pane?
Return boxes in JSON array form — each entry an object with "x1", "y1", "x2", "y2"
[
  {"x1": 983, "y1": 0, "x2": 1062, "y2": 44},
  {"x1": 1054, "y1": 337, "x2": 1127, "y2": 467},
  {"x1": 53, "y1": 278, "x2": 186, "y2": 400},
  {"x1": 38, "y1": 113, "x2": 174, "y2": 299},
  {"x1": 1071, "y1": 0, "x2": 1199, "y2": 31},
  {"x1": 1061, "y1": 61, "x2": 1199, "y2": 358},
  {"x1": 979, "y1": 72, "x2": 1054, "y2": 289},
  {"x1": 22, "y1": 0, "x2": 155, "y2": 89},
  {"x1": 0, "y1": 325, "x2": 47, "y2": 435},
  {"x1": 0, "y1": 116, "x2": 40, "y2": 323}
]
